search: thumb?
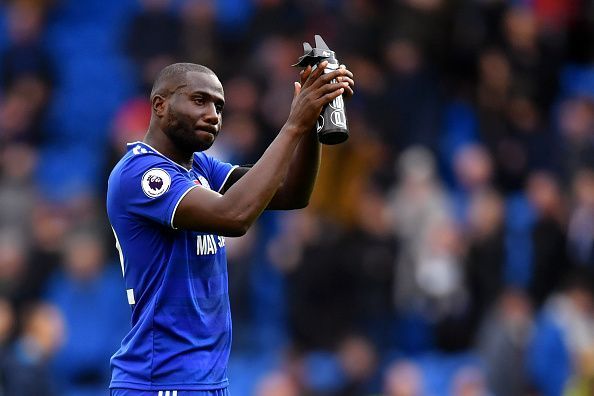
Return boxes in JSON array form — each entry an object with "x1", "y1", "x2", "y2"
[{"x1": 293, "y1": 81, "x2": 301, "y2": 98}]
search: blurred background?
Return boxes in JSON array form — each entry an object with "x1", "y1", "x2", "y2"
[{"x1": 0, "y1": 0, "x2": 594, "y2": 395}]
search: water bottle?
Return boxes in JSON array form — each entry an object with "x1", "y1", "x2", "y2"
[{"x1": 293, "y1": 35, "x2": 349, "y2": 145}]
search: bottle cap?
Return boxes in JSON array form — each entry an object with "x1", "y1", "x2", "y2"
[{"x1": 292, "y1": 35, "x2": 336, "y2": 67}]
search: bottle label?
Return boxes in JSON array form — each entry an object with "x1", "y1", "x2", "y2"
[
  {"x1": 330, "y1": 109, "x2": 347, "y2": 128},
  {"x1": 329, "y1": 94, "x2": 344, "y2": 110}
]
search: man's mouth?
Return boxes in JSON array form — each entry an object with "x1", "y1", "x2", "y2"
[{"x1": 195, "y1": 127, "x2": 217, "y2": 136}]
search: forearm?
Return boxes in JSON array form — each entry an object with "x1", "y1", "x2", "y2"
[{"x1": 267, "y1": 128, "x2": 321, "y2": 209}]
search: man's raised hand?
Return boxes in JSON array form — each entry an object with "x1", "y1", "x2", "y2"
[{"x1": 287, "y1": 61, "x2": 350, "y2": 134}]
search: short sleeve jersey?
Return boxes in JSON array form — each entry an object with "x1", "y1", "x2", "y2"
[{"x1": 107, "y1": 142, "x2": 237, "y2": 391}]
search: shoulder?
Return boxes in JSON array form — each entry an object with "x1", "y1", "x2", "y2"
[
  {"x1": 108, "y1": 148, "x2": 185, "y2": 201},
  {"x1": 117, "y1": 147, "x2": 186, "y2": 178}
]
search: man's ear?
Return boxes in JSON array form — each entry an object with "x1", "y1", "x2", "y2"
[{"x1": 152, "y1": 95, "x2": 167, "y2": 118}]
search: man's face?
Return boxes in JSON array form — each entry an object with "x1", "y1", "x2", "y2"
[{"x1": 162, "y1": 71, "x2": 225, "y2": 152}]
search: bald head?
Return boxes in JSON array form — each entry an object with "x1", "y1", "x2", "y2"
[{"x1": 150, "y1": 63, "x2": 217, "y2": 100}]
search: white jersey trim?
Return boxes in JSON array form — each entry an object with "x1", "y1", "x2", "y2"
[
  {"x1": 170, "y1": 185, "x2": 200, "y2": 229},
  {"x1": 218, "y1": 165, "x2": 239, "y2": 193},
  {"x1": 112, "y1": 227, "x2": 125, "y2": 277},
  {"x1": 126, "y1": 289, "x2": 135, "y2": 305}
]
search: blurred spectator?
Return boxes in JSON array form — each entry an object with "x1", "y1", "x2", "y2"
[
  {"x1": 255, "y1": 35, "x2": 302, "y2": 137},
  {"x1": 125, "y1": 0, "x2": 182, "y2": 93},
  {"x1": 381, "y1": 36, "x2": 442, "y2": 152},
  {"x1": 476, "y1": 289, "x2": 533, "y2": 396},
  {"x1": 567, "y1": 168, "x2": 594, "y2": 271},
  {"x1": 109, "y1": 98, "x2": 151, "y2": 156},
  {"x1": 450, "y1": 365, "x2": 491, "y2": 396},
  {"x1": 0, "y1": 298, "x2": 15, "y2": 348},
  {"x1": 247, "y1": 0, "x2": 304, "y2": 47},
  {"x1": 0, "y1": 229, "x2": 30, "y2": 305},
  {"x1": 564, "y1": 345, "x2": 594, "y2": 396},
  {"x1": 335, "y1": 335, "x2": 378, "y2": 396},
  {"x1": 254, "y1": 370, "x2": 299, "y2": 396},
  {"x1": 211, "y1": 76, "x2": 262, "y2": 163},
  {"x1": 0, "y1": 1, "x2": 54, "y2": 148},
  {"x1": 212, "y1": 112, "x2": 261, "y2": 165},
  {"x1": 0, "y1": 144, "x2": 37, "y2": 237},
  {"x1": 476, "y1": 48, "x2": 511, "y2": 130},
  {"x1": 1, "y1": 0, "x2": 54, "y2": 90},
  {"x1": 0, "y1": 78, "x2": 49, "y2": 145},
  {"x1": 45, "y1": 228, "x2": 129, "y2": 396},
  {"x1": 464, "y1": 188, "x2": 506, "y2": 337},
  {"x1": 340, "y1": 56, "x2": 388, "y2": 149},
  {"x1": 475, "y1": 48, "x2": 530, "y2": 192},
  {"x1": 501, "y1": 4, "x2": 562, "y2": 112},
  {"x1": 527, "y1": 172, "x2": 572, "y2": 307},
  {"x1": 105, "y1": 97, "x2": 151, "y2": 181},
  {"x1": 309, "y1": 116, "x2": 387, "y2": 227},
  {"x1": 383, "y1": 360, "x2": 424, "y2": 396},
  {"x1": 445, "y1": 1, "x2": 491, "y2": 97},
  {"x1": 338, "y1": 183, "x2": 397, "y2": 348},
  {"x1": 528, "y1": 275, "x2": 594, "y2": 396},
  {"x1": 225, "y1": 224, "x2": 258, "y2": 350},
  {"x1": 286, "y1": 213, "x2": 358, "y2": 351},
  {"x1": 0, "y1": 301, "x2": 64, "y2": 396},
  {"x1": 25, "y1": 203, "x2": 72, "y2": 300},
  {"x1": 389, "y1": 147, "x2": 460, "y2": 319},
  {"x1": 180, "y1": 0, "x2": 218, "y2": 71},
  {"x1": 451, "y1": 144, "x2": 495, "y2": 226},
  {"x1": 335, "y1": 0, "x2": 383, "y2": 59},
  {"x1": 558, "y1": 96, "x2": 594, "y2": 177},
  {"x1": 389, "y1": 0, "x2": 449, "y2": 67}
]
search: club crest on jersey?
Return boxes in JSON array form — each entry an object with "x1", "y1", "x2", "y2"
[
  {"x1": 194, "y1": 175, "x2": 211, "y2": 190},
  {"x1": 141, "y1": 168, "x2": 171, "y2": 198}
]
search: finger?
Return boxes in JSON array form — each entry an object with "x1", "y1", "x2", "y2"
[
  {"x1": 344, "y1": 86, "x2": 354, "y2": 97},
  {"x1": 302, "y1": 61, "x2": 328, "y2": 88},
  {"x1": 314, "y1": 81, "x2": 349, "y2": 100},
  {"x1": 313, "y1": 68, "x2": 349, "y2": 87},
  {"x1": 337, "y1": 78, "x2": 353, "y2": 88},
  {"x1": 316, "y1": 87, "x2": 345, "y2": 106},
  {"x1": 306, "y1": 69, "x2": 348, "y2": 92},
  {"x1": 339, "y1": 64, "x2": 354, "y2": 78},
  {"x1": 300, "y1": 66, "x2": 312, "y2": 85},
  {"x1": 339, "y1": 76, "x2": 354, "y2": 89}
]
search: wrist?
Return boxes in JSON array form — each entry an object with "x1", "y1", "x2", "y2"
[{"x1": 281, "y1": 123, "x2": 304, "y2": 139}]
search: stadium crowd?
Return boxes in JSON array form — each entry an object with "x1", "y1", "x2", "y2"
[{"x1": 1, "y1": 0, "x2": 594, "y2": 395}]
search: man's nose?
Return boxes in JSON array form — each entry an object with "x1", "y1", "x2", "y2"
[{"x1": 203, "y1": 103, "x2": 219, "y2": 124}]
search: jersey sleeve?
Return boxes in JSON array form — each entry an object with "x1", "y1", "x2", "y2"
[
  {"x1": 118, "y1": 154, "x2": 198, "y2": 228},
  {"x1": 195, "y1": 153, "x2": 237, "y2": 192}
]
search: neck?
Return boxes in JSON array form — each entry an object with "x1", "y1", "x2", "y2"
[{"x1": 144, "y1": 126, "x2": 193, "y2": 170}]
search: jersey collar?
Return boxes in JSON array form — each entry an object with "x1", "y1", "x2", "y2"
[{"x1": 127, "y1": 141, "x2": 193, "y2": 172}]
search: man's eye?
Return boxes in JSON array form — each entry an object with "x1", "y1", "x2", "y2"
[
  {"x1": 215, "y1": 105, "x2": 224, "y2": 113},
  {"x1": 193, "y1": 97, "x2": 205, "y2": 105}
]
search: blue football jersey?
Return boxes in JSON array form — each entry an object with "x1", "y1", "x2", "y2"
[{"x1": 107, "y1": 142, "x2": 237, "y2": 391}]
